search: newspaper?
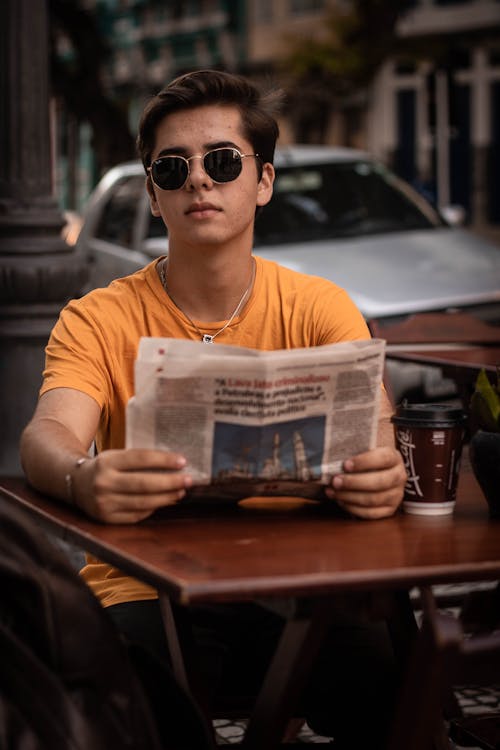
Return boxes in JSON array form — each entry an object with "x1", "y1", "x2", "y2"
[{"x1": 126, "y1": 337, "x2": 385, "y2": 502}]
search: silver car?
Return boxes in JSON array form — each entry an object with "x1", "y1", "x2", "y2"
[{"x1": 76, "y1": 146, "x2": 500, "y2": 400}]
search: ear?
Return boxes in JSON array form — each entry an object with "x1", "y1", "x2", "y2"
[
  {"x1": 256, "y1": 162, "x2": 275, "y2": 209},
  {"x1": 146, "y1": 175, "x2": 162, "y2": 217}
]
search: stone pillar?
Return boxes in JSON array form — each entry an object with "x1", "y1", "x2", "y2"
[{"x1": 0, "y1": 0, "x2": 87, "y2": 475}]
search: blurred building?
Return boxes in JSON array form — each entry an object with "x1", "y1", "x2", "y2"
[
  {"x1": 246, "y1": 0, "x2": 336, "y2": 64},
  {"x1": 53, "y1": 0, "x2": 246, "y2": 210},
  {"x1": 244, "y1": 0, "x2": 500, "y2": 225},
  {"x1": 92, "y1": 0, "x2": 246, "y2": 102},
  {"x1": 372, "y1": 0, "x2": 500, "y2": 224}
]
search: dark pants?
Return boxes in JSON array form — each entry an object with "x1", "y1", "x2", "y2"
[{"x1": 108, "y1": 598, "x2": 399, "y2": 749}]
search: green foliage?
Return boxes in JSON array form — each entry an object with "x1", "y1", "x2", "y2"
[
  {"x1": 283, "y1": 0, "x2": 413, "y2": 94},
  {"x1": 470, "y1": 369, "x2": 500, "y2": 433}
]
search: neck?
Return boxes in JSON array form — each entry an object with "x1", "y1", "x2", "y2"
[{"x1": 159, "y1": 253, "x2": 255, "y2": 323}]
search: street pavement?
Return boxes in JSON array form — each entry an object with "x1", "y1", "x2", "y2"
[
  {"x1": 214, "y1": 582, "x2": 500, "y2": 745},
  {"x1": 213, "y1": 683, "x2": 500, "y2": 745}
]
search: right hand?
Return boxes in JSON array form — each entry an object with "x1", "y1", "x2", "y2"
[{"x1": 73, "y1": 449, "x2": 192, "y2": 523}]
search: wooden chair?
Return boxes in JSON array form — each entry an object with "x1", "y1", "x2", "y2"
[
  {"x1": 448, "y1": 583, "x2": 500, "y2": 750},
  {"x1": 387, "y1": 584, "x2": 500, "y2": 750},
  {"x1": 367, "y1": 311, "x2": 500, "y2": 406}
]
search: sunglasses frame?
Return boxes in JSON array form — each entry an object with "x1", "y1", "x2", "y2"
[{"x1": 148, "y1": 147, "x2": 260, "y2": 191}]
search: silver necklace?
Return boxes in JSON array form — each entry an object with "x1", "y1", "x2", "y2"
[{"x1": 159, "y1": 258, "x2": 255, "y2": 343}]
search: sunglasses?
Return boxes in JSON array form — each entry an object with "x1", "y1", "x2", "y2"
[{"x1": 148, "y1": 147, "x2": 260, "y2": 191}]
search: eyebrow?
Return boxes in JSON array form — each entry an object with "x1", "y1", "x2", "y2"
[{"x1": 155, "y1": 141, "x2": 242, "y2": 159}]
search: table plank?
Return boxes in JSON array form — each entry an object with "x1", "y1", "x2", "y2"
[
  {"x1": 386, "y1": 346, "x2": 500, "y2": 373},
  {"x1": 370, "y1": 313, "x2": 500, "y2": 345}
]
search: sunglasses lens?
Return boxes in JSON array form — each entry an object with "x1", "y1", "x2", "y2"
[
  {"x1": 152, "y1": 157, "x2": 188, "y2": 190},
  {"x1": 205, "y1": 148, "x2": 242, "y2": 183}
]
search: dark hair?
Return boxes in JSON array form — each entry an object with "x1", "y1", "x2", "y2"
[{"x1": 137, "y1": 69, "x2": 282, "y2": 172}]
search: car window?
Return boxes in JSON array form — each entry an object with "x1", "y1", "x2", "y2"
[
  {"x1": 254, "y1": 160, "x2": 445, "y2": 246},
  {"x1": 94, "y1": 175, "x2": 145, "y2": 248}
]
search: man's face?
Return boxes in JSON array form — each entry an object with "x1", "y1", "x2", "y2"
[{"x1": 146, "y1": 104, "x2": 274, "y2": 251}]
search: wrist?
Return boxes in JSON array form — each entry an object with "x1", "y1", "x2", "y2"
[{"x1": 65, "y1": 457, "x2": 89, "y2": 506}]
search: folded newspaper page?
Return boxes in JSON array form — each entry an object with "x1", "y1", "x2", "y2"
[{"x1": 126, "y1": 337, "x2": 385, "y2": 502}]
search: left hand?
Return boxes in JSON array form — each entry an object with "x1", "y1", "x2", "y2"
[{"x1": 325, "y1": 446, "x2": 406, "y2": 519}]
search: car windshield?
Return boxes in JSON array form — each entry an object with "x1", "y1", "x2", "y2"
[{"x1": 254, "y1": 160, "x2": 445, "y2": 246}]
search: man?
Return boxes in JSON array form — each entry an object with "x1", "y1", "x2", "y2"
[{"x1": 21, "y1": 70, "x2": 406, "y2": 747}]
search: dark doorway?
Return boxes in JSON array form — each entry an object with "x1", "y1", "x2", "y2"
[
  {"x1": 488, "y1": 80, "x2": 500, "y2": 224},
  {"x1": 449, "y1": 83, "x2": 471, "y2": 215},
  {"x1": 394, "y1": 89, "x2": 417, "y2": 185}
]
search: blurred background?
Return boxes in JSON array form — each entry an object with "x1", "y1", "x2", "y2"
[{"x1": 50, "y1": 0, "x2": 500, "y2": 228}]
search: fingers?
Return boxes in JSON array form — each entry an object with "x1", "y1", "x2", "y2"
[
  {"x1": 90, "y1": 489, "x2": 190, "y2": 524},
  {"x1": 325, "y1": 447, "x2": 406, "y2": 520},
  {"x1": 341, "y1": 446, "x2": 402, "y2": 474},
  {"x1": 76, "y1": 449, "x2": 193, "y2": 523},
  {"x1": 102, "y1": 448, "x2": 189, "y2": 472}
]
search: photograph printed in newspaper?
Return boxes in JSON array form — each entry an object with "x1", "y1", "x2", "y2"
[{"x1": 126, "y1": 337, "x2": 386, "y2": 502}]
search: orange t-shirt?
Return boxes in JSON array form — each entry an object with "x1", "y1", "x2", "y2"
[{"x1": 41, "y1": 255, "x2": 370, "y2": 607}]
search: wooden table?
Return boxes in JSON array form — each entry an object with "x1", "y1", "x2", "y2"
[
  {"x1": 386, "y1": 345, "x2": 500, "y2": 376},
  {"x1": 386, "y1": 344, "x2": 500, "y2": 410},
  {"x1": 1, "y1": 467, "x2": 499, "y2": 749}
]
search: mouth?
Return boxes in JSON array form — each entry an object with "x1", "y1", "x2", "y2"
[{"x1": 185, "y1": 202, "x2": 221, "y2": 216}]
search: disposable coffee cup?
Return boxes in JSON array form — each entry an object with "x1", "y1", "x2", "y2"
[{"x1": 392, "y1": 402, "x2": 466, "y2": 516}]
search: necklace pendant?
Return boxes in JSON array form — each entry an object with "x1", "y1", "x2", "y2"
[{"x1": 202, "y1": 334, "x2": 214, "y2": 344}]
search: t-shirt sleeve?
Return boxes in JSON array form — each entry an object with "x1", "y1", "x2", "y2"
[
  {"x1": 40, "y1": 298, "x2": 115, "y2": 414},
  {"x1": 308, "y1": 281, "x2": 371, "y2": 345}
]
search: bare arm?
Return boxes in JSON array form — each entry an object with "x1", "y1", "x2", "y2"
[
  {"x1": 325, "y1": 390, "x2": 406, "y2": 519},
  {"x1": 20, "y1": 388, "x2": 192, "y2": 523}
]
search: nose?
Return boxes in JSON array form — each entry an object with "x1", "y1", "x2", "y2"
[{"x1": 185, "y1": 154, "x2": 213, "y2": 191}]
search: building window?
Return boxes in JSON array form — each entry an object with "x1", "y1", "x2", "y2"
[
  {"x1": 395, "y1": 59, "x2": 416, "y2": 74},
  {"x1": 184, "y1": 0, "x2": 201, "y2": 16},
  {"x1": 171, "y1": 36, "x2": 196, "y2": 65},
  {"x1": 490, "y1": 47, "x2": 500, "y2": 65},
  {"x1": 255, "y1": 0, "x2": 274, "y2": 22},
  {"x1": 449, "y1": 48, "x2": 470, "y2": 70},
  {"x1": 289, "y1": 0, "x2": 325, "y2": 15}
]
